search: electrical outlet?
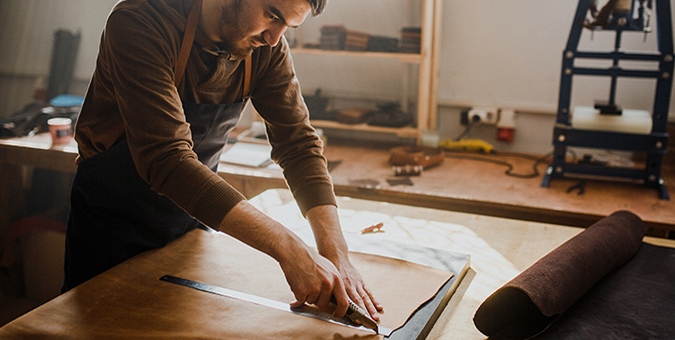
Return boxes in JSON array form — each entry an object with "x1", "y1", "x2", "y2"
[{"x1": 468, "y1": 107, "x2": 499, "y2": 125}]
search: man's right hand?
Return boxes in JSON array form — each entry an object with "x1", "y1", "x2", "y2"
[
  {"x1": 281, "y1": 242, "x2": 351, "y2": 317},
  {"x1": 217, "y1": 201, "x2": 351, "y2": 317}
]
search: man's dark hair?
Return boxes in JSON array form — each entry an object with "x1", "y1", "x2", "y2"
[{"x1": 307, "y1": 0, "x2": 327, "y2": 16}]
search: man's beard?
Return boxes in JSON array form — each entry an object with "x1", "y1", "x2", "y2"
[
  {"x1": 219, "y1": 40, "x2": 254, "y2": 60},
  {"x1": 218, "y1": 0, "x2": 260, "y2": 60}
]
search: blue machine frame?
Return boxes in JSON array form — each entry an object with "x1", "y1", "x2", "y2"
[{"x1": 541, "y1": 0, "x2": 674, "y2": 199}]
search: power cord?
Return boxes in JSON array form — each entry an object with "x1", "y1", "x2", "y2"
[
  {"x1": 443, "y1": 149, "x2": 579, "y2": 179},
  {"x1": 448, "y1": 115, "x2": 580, "y2": 179},
  {"x1": 454, "y1": 119, "x2": 481, "y2": 141}
]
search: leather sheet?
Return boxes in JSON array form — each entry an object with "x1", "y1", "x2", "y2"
[
  {"x1": 535, "y1": 243, "x2": 675, "y2": 339},
  {"x1": 473, "y1": 210, "x2": 647, "y2": 339},
  {"x1": 0, "y1": 228, "x2": 454, "y2": 339}
]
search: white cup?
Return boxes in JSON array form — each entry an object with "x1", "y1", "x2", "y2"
[{"x1": 47, "y1": 117, "x2": 73, "y2": 145}]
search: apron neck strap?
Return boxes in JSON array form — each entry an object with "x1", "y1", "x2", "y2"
[
  {"x1": 243, "y1": 56, "x2": 251, "y2": 99},
  {"x1": 174, "y1": 0, "x2": 253, "y2": 99},
  {"x1": 174, "y1": 0, "x2": 202, "y2": 88}
]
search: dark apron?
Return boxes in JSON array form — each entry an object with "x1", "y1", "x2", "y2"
[{"x1": 63, "y1": 0, "x2": 250, "y2": 291}]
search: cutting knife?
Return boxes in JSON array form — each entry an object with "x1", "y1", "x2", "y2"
[
  {"x1": 331, "y1": 295, "x2": 379, "y2": 333},
  {"x1": 160, "y1": 275, "x2": 391, "y2": 336}
]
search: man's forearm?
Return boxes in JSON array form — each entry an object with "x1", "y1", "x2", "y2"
[
  {"x1": 217, "y1": 200, "x2": 352, "y2": 317},
  {"x1": 305, "y1": 204, "x2": 383, "y2": 319},
  {"x1": 305, "y1": 204, "x2": 349, "y2": 263},
  {"x1": 217, "y1": 200, "x2": 303, "y2": 264}
]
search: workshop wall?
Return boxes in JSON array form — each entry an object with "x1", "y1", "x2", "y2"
[
  {"x1": 1, "y1": 0, "x2": 674, "y2": 154},
  {"x1": 438, "y1": 0, "x2": 675, "y2": 116},
  {"x1": 0, "y1": 0, "x2": 116, "y2": 116}
]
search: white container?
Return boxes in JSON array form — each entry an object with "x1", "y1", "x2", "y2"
[{"x1": 47, "y1": 117, "x2": 73, "y2": 145}]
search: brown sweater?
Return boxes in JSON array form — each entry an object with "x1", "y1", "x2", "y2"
[{"x1": 75, "y1": 0, "x2": 336, "y2": 228}]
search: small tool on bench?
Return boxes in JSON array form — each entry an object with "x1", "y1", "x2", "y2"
[
  {"x1": 566, "y1": 180, "x2": 586, "y2": 195},
  {"x1": 361, "y1": 222, "x2": 384, "y2": 234}
]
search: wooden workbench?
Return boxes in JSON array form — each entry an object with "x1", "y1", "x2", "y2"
[
  {"x1": 1, "y1": 188, "x2": 672, "y2": 338},
  {"x1": 1, "y1": 132, "x2": 674, "y2": 238},
  {"x1": 223, "y1": 142, "x2": 675, "y2": 233}
]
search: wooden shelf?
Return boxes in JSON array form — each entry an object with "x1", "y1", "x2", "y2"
[
  {"x1": 290, "y1": 47, "x2": 424, "y2": 63},
  {"x1": 311, "y1": 120, "x2": 418, "y2": 138},
  {"x1": 288, "y1": 0, "x2": 442, "y2": 144}
]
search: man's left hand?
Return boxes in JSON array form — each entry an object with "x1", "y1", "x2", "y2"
[{"x1": 305, "y1": 205, "x2": 384, "y2": 320}]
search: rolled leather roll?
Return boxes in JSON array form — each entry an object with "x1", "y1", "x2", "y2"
[{"x1": 473, "y1": 210, "x2": 646, "y2": 339}]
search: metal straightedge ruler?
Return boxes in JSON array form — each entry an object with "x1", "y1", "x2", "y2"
[{"x1": 160, "y1": 275, "x2": 393, "y2": 336}]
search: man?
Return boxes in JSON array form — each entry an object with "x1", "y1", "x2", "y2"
[{"x1": 63, "y1": 0, "x2": 382, "y2": 321}]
